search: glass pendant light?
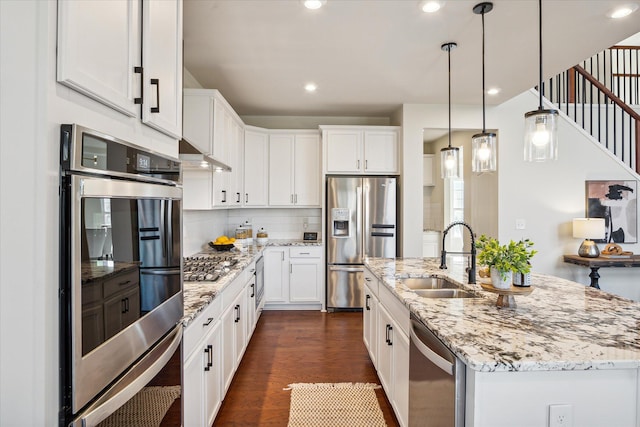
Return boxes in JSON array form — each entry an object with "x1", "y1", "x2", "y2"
[
  {"x1": 471, "y1": 2, "x2": 497, "y2": 173},
  {"x1": 440, "y1": 42, "x2": 460, "y2": 179},
  {"x1": 524, "y1": 0, "x2": 559, "y2": 162}
]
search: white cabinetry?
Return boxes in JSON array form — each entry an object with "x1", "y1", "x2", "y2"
[
  {"x1": 264, "y1": 247, "x2": 289, "y2": 304},
  {"x1": 243, "y1": 127, "x2": 268, "y2": 207},
  {"x1": 423, "y1": 154, "x2": 435, "y2": 186},
  {"x1": 363, "y1": 270, "x2": 379, "y2": 366},
  {"x1": 364, "y1": 267, "x2": 409, "y2": 427},
  {"x1": 57, "y1": 0, "x2": 183, "y2": 138},
  {"x1": 322, "y1": 126, "x2": 399, "y2": 174},
  {"x1": 182, "y1": 89, "x2": 244, "y2": 209},
  {"x1": 289, "y1": 247, "x2": 322, "y2": 303},
  {"x1": 183, "y1": 297, "x2": 222, "y2": 427},
  {"x1": 264, "y1": 246, "x2": 323, "y2": 310},
  {"x1": 268, "y1": 131, "x2": 320, "y2": 207}
]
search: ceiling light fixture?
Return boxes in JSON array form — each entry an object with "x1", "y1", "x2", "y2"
[
  {"x1": 487, "y1": 87, "x2": 500, "y2": 96},
  {"x1": 304, "y1": 82, "x2": 317, "y2": 92},
  {"x1": 420, "y1": 1, "x2": 443, "y2": 13},
  {"x1": 524, "y1": 0, "x2": 559, "y2": 162},
  {"x1": 440, "y1": 42, "x2": 460, "y2": 179},
  {"x1": 607, "y1": 4, "x2": 638, "y2": 18},
  {"x1": 302, "y1": 0, "x2": 326, "y2": 10},
  {"x1": 471, "y1": 2, "x2": 496, "y2": 174}
]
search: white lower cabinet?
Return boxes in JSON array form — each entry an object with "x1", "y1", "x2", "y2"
[
  {"x1": 365, "y1": 267, "x2": 409, "y2": 427},
  {"x1": 363, "y1": 273, "x2": 379, "y2": 366},
  {"x1": 183, "y1": 297, "x2": 222, "y2": 427},
  {"x1": 289, "y1": 247, "x2": 322, "y2": 303},
  {"x1": 264, "y1": 246, "x2": 322, "y2": 309}
]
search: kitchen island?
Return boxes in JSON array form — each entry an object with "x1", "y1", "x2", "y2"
[{"x1": 365, "y1": 256, "x2": 640, "y2": 427}]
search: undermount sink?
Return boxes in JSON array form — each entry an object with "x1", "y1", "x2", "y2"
[
  {"x1": 400, "y1": 277, "x2": 460, "y2": 290},
  {"x1": 412, "y1": 289, "x2": 479, "y2": 299}
]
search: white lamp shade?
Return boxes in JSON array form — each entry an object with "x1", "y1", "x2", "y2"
[
  {"x1": 471, "y1": 132, "x2": 496, "y2": 173},
  {"x1": 524, "y1": 109, "x2": 559, "y2": 161},
  {"x1": 572, "y1": 218, "x2": 605, "y2": 239},
  {"x1": 440, "y1": 146, "x2": 460, "y2": 179}
]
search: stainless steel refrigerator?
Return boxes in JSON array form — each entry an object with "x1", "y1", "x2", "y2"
[{"x1": 326, "y1": 176, "x2": 398, "y2": 310}]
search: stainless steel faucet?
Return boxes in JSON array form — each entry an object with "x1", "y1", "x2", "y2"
[{"x1": 439, "y1": 221, "x2": 476, "y2": 284}]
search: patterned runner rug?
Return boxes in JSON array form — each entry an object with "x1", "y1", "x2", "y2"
[
  {"x1": 98, "y1": 385, "x2": 181, "y2": 427},
  {"x1": 286, "y1": 382, "x2": 387, "y2": 427}
]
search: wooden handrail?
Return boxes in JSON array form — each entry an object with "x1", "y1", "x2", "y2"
[
  {"x1": 610, "y1": 45, "x2": 640, "y2": 50},
  {"x1": 572, "y1": 65, "x2": 640, "y2": 174},
  {"x1": 573, "y1": 65, "x2": 640, "y2": 121}
]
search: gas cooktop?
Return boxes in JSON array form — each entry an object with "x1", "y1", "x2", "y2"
[{"x1": 183, "y1": 254, "x2": 239, "y2": 282}]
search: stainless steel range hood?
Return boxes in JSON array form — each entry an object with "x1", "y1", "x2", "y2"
[{"x1": 179, "y1": 138, "x2": 232, "y2": 172}]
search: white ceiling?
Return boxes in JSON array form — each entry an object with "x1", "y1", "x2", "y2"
[{"x1": 184, "y1": 0, "x2": 640, "y2": 117}]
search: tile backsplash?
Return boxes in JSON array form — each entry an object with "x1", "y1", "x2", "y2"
[
  {"x1": 227, "y1": 208, "x2": 321, "y2": 240},
  {"x1": 183, "y1": 208, "x2": 322, "y2": 256}
]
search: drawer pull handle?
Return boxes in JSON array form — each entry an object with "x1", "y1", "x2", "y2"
[
  {"x1": 365, "y1": 295, "x2": 371, "y2": 310},
  {"x1": 203, "y1": 317, "x2": 214, "y2": 326}
]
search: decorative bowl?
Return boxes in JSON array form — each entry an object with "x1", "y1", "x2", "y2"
[{"x1": 208, "y1": 242, "x2": 234, "y2": 251}]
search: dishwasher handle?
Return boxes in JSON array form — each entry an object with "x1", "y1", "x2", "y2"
[{"x1": 410, "y1": 320, "x2": 454, "y2": 375}]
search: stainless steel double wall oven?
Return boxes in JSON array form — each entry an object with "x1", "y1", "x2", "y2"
[{"x1": 59, "y1": 124, "x2": 183, "y2": 426}]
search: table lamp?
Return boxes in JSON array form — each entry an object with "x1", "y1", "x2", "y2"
[{"x1": 572, "y1": 218, "x2": 605, "y2": 258}]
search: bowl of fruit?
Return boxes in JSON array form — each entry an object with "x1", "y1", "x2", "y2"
[{"x1": 208, "y1": 235, "x2": 236, "y2": 251}]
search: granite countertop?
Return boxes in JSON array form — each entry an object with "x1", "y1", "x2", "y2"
[
  {"x1": 365, "y1": 256, "x2": 640, "y2": 373},
  {"x1": 181, "y1": 239, "x2": 322, "y2": 326}
]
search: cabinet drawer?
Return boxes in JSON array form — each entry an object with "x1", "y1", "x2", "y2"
[
  {"x1": 363, "y1": 268, "x2": 379, "y2": 297},
  {"x1": 103, "y1": 269, "x2": 139, "y2": 299},
  {"x1": 289, "y1": 247, "x2": 321, "y2": 258},
  {"x1": 183, "y1": 296, "x2": 222, "y2": 358}
]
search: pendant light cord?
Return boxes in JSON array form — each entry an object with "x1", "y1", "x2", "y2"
[
  {"x1": 538, "y1": 0, "x2": 543, "y2": 110},
  {"x1": 448, "y1": 45, "x2": 452, "y2": 148},
  {"x1": 481, "y1": 8, "x2": 486, "y2": 132}
]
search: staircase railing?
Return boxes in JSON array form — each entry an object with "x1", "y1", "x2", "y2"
[{"x1": 540, "y1": 46, "x2": 640, "y2": 174}]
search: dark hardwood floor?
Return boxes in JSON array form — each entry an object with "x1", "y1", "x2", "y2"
[
  {"x1": 213, "y1": 310, "x2": 400, "y2": 426},
  {"x1": 152, "y1": 310, "x2": 399, "y2": 426}
]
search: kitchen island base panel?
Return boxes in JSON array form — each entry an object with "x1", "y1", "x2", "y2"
[{"x1": 465, "y1": 368, "x2": 638, "y2": 427}]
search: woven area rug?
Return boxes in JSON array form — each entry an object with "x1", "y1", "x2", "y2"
[
  {"x1": 98, "y1": 385, "x2": 181, "y2": 427},
  {"x1": 285, "y1": 382, "x2": 387, "y2": 427}
]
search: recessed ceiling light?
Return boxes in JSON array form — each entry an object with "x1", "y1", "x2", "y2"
[
  {"x1": 304, "y1": 83, "x2": 317, "y2": 93},
  {"x1": 607, "y1": 3, "x2": 638, "y2": 18},
  {"x1": 302, "y1": 0, "x2": 326, "y2": 10},
  {"x1": 420, "y1": 1, "x2": 444, "y2": 13},
  {"x1": 487, "y1": 87, "x2": 500, "y2": 96}
]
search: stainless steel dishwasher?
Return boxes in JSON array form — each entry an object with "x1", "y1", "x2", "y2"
[{"x1": 409, "y1": 313, "x2": 466, "y2": 427}]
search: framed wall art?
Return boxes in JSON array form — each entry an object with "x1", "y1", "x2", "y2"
[{"x1": 586, "y1": 180, "x2": 637, "y2": 243}]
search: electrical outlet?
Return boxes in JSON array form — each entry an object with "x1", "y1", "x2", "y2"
[
  {"x1": 515, "y1": 219, "x2": 526, "y2": 230},
  {"x1": 549, "y1": 404, "x2": 573, "y2": 427},
  {"x1": 303, "y1": 217, "x2": 308, "y2": 230}
]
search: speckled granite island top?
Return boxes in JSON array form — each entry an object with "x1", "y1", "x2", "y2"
[
  {"x1": 182, "y1": 240, "x2": 322, "y2": 327},
  {"x1": 365, "y1": 256, "x2": 640, "y2": 373}
]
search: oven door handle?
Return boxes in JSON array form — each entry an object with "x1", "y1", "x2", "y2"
[{"x1": 72, "y1": 324, "x2": 183, "y2": 427}]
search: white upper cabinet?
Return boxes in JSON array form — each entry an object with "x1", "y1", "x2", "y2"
[
  {"x1": 57, "y1": 0, "x2": 141, "y2": 117},
  {"x1": 268, "y1": 131, "x2": 320, "y2": 207},
  {"x1": 141, "y1": 0, "x2": 183, "y2": 138},
  {"x1": 322, "y1": 126, "x2": 399, "y2": 174},
  {"x1": 57, "y1": 0, "x2": 183, "y2": 139},
  {"x1": 183, "y1": 89, "x2": 244, "y2": 209},
  {"x1": 243, "y1": 128, "x2": 269, "y2": 207}
]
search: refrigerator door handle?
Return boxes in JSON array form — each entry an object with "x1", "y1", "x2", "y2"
[
  {"x1": 371, "y1": 232, "x2": 394, "y2": 237},
  {"x1": 371, "y1": 224, "x2": 395, "y2": 229},
  {"x1": 328, "y1": 266, "x2": 364, "y2": 273},
  {"x1": 356, "y1": 185, "x2": 363, "y2": 260}
]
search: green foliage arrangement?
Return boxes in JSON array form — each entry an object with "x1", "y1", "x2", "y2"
[{"x1": 475, "y1": 235, "x2": 537, "y2": 280}]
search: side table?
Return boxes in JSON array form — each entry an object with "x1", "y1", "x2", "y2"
[{"x1": 563, "y1": 254, "x2": 640, "y2": 289}]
